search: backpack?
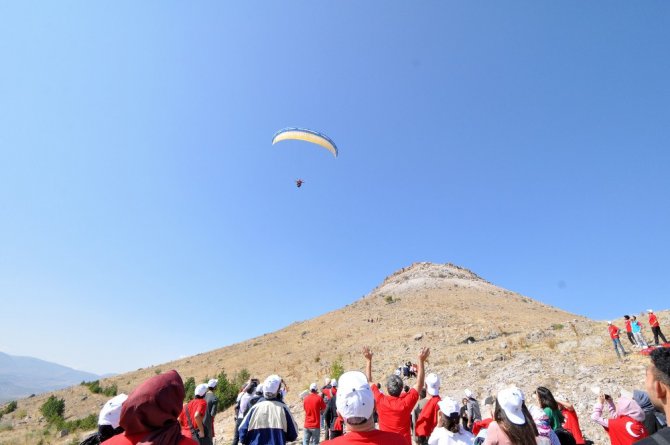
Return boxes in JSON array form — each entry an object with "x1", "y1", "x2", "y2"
[{"x1": 79, "y1": 433, "x2": 101, "y2": 445}]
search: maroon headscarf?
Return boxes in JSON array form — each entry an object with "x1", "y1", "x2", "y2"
[{"x1": 119, "y1": 370, "x2": 185, "y2": 445}]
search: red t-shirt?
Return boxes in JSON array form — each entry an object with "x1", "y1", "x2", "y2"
[
  {"x1": 472, "y1": 418, "x2": 493, "y2": 436},
  {"x1": 304, "y1": 392, "x2": 327, "y2": 428},
  {"x1": 561, "y1": 408, "x2": 585, "y2": 445},
  {"x1": 178, "y1": 399, "x2": 207, "y2": 434},
  {"x1": 608, "y1": 325, "x2": 620, "y2": 339},
  {"x1": 371, "y1": 385, "x2": 418, "y2": 445},
  {"x1": 322, "y1": 429, "x2": 406, "y2": 445},
  {"x1": 414, "y1": 395, "x2": 440, "y2": 437},
  {"x1": 649, "y1": 314, "x2": 659, "y2": 327},
  {"x1": 103, "y1": 432, "x2": 198, "y2": 445},
  {"x1": 625, "y1": 320, "x2": 632, "y2": 333},
  {"x1": 604, "y1": 416, "x2": 648, "y2": 445}
]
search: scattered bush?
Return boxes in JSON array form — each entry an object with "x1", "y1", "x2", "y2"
[
  {"x1": 40, "y1": 396, "x2": 65, "y2": 423},
  {"x1": 330, "y1": 357, "x2": 345, "y2": 381},
  {"x1": 81, "y1": 380, "x2": 117, "y2": 397},
  {"x1": 384, "y1": 295, "x2": 394, "y2": 304},
  {"x1": 552, "y1": 324, "x2": 564, "y2": 330},
  {"x1": 183, "y1": 377, "x2": 196, "y2": 402}
]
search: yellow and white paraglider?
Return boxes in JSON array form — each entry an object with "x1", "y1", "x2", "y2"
[
  {"x1": 272, "y1": 128, "x2": 338, "y2": 157},
  {"x1": 272, "y1": 127, "x2": 337, "y2": 188}
]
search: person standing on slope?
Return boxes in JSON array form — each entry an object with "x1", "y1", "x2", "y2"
[
  {"x1": 623, "y1": 316, "x2": 636, "y2": 346},
  {"x1": 201, "y1": 379, "x2": 218, "y2": 445},
  {"x1": 648, "y1": 309, "x2": 668, "y2": 346},
  {"x1": 632, "y1": 316, "x2": 649, "y2": 349},
  {"x1": 608, "y1": 321, "x2": 628, "y2": 359},
  {"x1": 363, "y1": 345, "x2": 431, "y2": 445}
]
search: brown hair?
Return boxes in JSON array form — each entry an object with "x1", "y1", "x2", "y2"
[{"x1": 493, "y1": 399, "x2": 538, "y2": 445}]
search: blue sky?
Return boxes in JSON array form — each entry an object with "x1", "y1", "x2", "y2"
[{"x1": 1, "y1": 1, "x2": 668, "y2": 375}]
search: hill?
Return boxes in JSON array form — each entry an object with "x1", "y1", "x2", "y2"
[
  {"x1": 0, "y1": 352, "x2": 100, "y2": 403},
  {"x1": 0, "y1": 262, "x2": 661, "y2": 445}
]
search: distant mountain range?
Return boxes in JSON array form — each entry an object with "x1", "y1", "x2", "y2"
[{"x1": 0, "y1": 352, "x2": 101, "y2": 403}]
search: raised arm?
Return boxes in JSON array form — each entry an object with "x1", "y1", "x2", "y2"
[
  {"x1": 413, "y1": 347, "x2": 431, "y2": 393},
  {"x1": 363, "y1": 346, "x2": 373, "y2": 383}
]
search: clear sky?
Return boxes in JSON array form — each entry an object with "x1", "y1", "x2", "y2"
[{"x1": 1, "y1": 1, "x2": 668, "y2": 375}]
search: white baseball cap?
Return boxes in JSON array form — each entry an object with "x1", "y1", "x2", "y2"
[
  {"x1": 263, "y1": 375, "x2": 282, "y2": 395},
  {"x1": 464, "y1": 388, "x2": 475, "y2": 399},
  {"x1": 497, "y1": 386, "x2": 526, "y2": 425},
  {"x1": 438, "y1": 397, "x2": 460, "y2": 416},
  {"x1": 98, "y1": 393, "x2": 128, "y2": 428},
  {"x1": 309, "y1": 382, "x2": 318, "y2": 391},
  {"x1": 331, "y1": 378, "x2": 338, "y2": 387},
  {"x1": 425, "y1": 373, "x2": 440, "y2": 396},
  {"x1": 335, "y1": 371, "x2": 375, "y2": 422},
  {"x1": 208, "y1": 379, "x2": 218, "y2": 388},
  {"x1": 648, "y1": 309, "x2": 654, "y2": 313},
  {"x1": 195, "y1": 383, "x2": 208, "y2": 397}
]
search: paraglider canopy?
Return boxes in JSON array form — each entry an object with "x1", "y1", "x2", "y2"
[{"x1": 272, "y1": 128, "x2": 338, "y2": 157}]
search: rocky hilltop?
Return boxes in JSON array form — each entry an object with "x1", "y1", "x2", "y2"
[{"x1": 0, "y1": 262, "x2": 661, "y2": 445}]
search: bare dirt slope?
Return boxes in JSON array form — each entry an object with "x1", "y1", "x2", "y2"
[{"x1": 0, "y1": 262, "x2": 662, "y2": 445}]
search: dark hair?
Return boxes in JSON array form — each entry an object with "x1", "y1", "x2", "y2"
[
  {"x1": 624, "y1": 315, "x2": 630, "y2": 320},
  {"x1": 441, "y1": 412, "x2": 461, "y2": 434},
  {"x1": 404, "y1": 385, "x2": 410, "y2": 393},
  {"x1": 386, "y1": 375, "x2": 403, "y2": 397},
  {"x1": 651, "y1": 348, "x2": 670, "y2": 386},
  {"x1": 246, "y1": 382, "x2": 257, "y2": 395},
  {"x1": 420, "y1": 388, "x2": 427, "y2": 399},
  {"x1": 536, "y1": 386, "x2": 559, "y2": 411},
  {"x1": 493, "y1": 399, "x2": 537, "y2": 445}
]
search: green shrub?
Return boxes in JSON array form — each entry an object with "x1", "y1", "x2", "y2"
[
  {"x1": 212, "y1": 368, "x2": 253, "y2": 413},
  {"x1": 40, "y1": 396, "x2": 65, "y2": 423},
  {"x1": 384, "y1": 295, "x2": 394, "y2": 304},
  {"x1": 3, "y1": 401, "x2": 17, "y2": 414},
  {"x1": 552, "y1": 323, "x2": 564, "y2": 330},
  {"x1": 183, "y1": 377, "x2": 196, "y2": 402},
  {"x1": 81, "y1": 380, "x2": 117, "y2": 397},
  {"x1": 330, "y1": 358, "x2": 345, "y2": 381}
]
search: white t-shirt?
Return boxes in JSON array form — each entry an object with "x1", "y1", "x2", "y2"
[
  {"x1": 428, "y1": 426, "x2": 475, "y2": 445},
  {"x1": 98, "y1": 394, "x2": 128, "y2": 428}
]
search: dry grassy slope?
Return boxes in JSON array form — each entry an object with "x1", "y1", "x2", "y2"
[{"x1": 0, "y1": 262, "x2": 662, "y2": 445}]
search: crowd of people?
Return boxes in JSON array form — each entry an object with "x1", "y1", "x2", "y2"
[
  {"x1": 86, "y1": 341, "x2": 670, "y2": 445},
  {"x1": 607, "y1": 310, "x2": 668, "y2": 359}
]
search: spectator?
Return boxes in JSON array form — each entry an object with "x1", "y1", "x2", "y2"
[
  {"x1": 364, "y1": 346, "x2": 430, "y2": 445},
  {"x1": 590, "y1": 394, "x2": 647, "y2": 445},
  {"x1": 608, "y1": 321, "x2": 628, "y2": 359},
  {"x1": 623, "y1": 316, "x2": 636, "y2": 346},
  {"x1": 637, "y1": 348, "x2": 670, "y2": 444},
  {"x1": 554, "y1": 395, "x2": 585, "y2": 445},
  {"x1": 238, "y1": 374, "x2": 298, "y2": 445},
  {"x1": 232, "y1": 380, "x2": 257, "y2": 445},
  {"x1": 178, "y1": 383, "x2": 208, "y2": 442},
  {"x1": 472, "y1": 397, "x2": 495, "y2": 444},
  {"x1": 528, "y1": 405, "x2": 560, "y2": 445},
  {"x1": 321, "y1": 370, "x2": 406, "y2": 445},
  {"x1": 464, "y1": 390, "x2": 482, "y2": 432},
  {"x1": 104, "y1": 370, "x2": 198, "y2": 445},
  {"x1": 483, "y1": 386, "x2": 538, "y2": 445},
  {"x1": 632, "y1": 316, "x2": 649, "y2": 349},
  {"x1": 415, "y1": 373, "x2": 442, "y2": 444},
  {"x1": 628, "y1": 389, "x2": 665, "y2": 435},
  {"x1": 427, "y1": 397, "x2": 475, "y2": 445},
  {"x1": 202, "y1": 379, "x2": 218, "y2": 445},
  {"x1": 648, "y1": 310, "x2": 668, "y2": 346},
  {"x1": 304, "y1": 382, "x2": 327, "y2": 445},
  {"x1": 98, "y1": 393, "x2": 128, "y2": 441}
]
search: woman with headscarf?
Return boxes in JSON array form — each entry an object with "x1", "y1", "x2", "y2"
[
  {"x1": 590, "y1": 394, "x2": 649, "y2": 445},
  {"x1": 529, "y1": 405, "x2": 560, "y2": 445},
  {"x1": 632, "y1": 389, "x2": 664, "y2": 435},
  {"x1": 427, "y1": 397, "x2": 474, "y2": 445},
  {"x1": 483, "y1": 387, "x2": 540, "y2": 445},
  {"x1": 104, "y1": 370, "x2": 198, "y2": 445}
]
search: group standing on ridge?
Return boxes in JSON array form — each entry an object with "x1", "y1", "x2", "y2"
[{"x1": 607, "y1": 310, "x2": 669, "y2": 360}]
